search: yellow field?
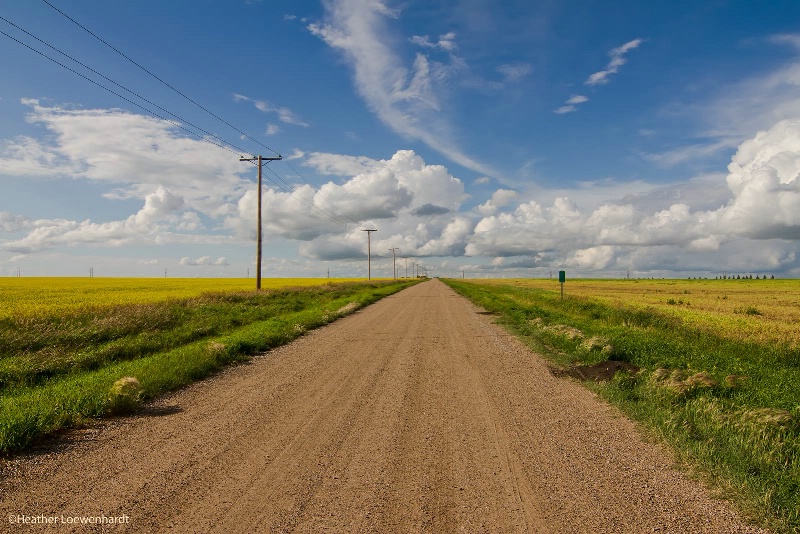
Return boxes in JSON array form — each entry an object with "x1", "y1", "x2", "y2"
[
  {"x1": 468, "y1": 278, "x2": 800, "y2": 347},
  {"x1": 0, "y1": 277, "x2": 364, "y2": 319}
]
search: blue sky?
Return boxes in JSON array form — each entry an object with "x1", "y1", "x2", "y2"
[{"x1": 2, "y1": 0, "x2": 800, "y2": 278}]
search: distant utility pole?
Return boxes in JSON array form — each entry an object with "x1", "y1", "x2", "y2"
[
  {"x1": 89, "y1": 267, "x2": 94, "y2": 278},
  {"x1": 388, "y1": 247, "x2": 399, "y2": 279},
  {"x1": 164, "y1": 268, "x2": 167, "y2": 278},
  {"x1": 402, "y1": 257, "x2": 408, "y2": 278},
  {"x1": 361, "y1": 229, "x2": 377, "y2": 280},
  {"x1": 240, "y1": 154, "x2": 282, "y2": 290}
]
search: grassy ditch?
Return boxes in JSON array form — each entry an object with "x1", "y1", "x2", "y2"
[
  {"x1": 0, "y1": 280, "x2": 417, "y2": 455},
  {"x1": 444, "y1": 279, "x2": 799, "y2": 533}
]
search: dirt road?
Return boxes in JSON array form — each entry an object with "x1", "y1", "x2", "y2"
[{"x1": 1, "y1": 279, "x2": 762, "y2": 533}]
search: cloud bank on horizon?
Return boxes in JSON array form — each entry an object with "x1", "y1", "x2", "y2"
[
  {"x1": 2, "y1": 0, "x2": 800, "y2": 277},
  {"x1": 3, "y1": 99, "x2": 800, "y2": 276}
]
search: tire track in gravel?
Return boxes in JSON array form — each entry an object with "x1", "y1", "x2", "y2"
[{"x1": 0, "y1": 279, "x2": 764, "y2": 533}]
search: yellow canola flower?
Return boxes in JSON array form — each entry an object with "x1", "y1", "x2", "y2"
[{"x1": 0, "y1": 277, "x2": 363, "y2": 320}]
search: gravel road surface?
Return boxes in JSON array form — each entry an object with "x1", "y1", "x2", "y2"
[{"x1": 0, "y1": 279, "x2": 764, "y2": 533}]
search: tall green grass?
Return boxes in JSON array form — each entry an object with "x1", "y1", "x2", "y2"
[
  {"x1": 444, "y1": 279, "x2": 799, "y2": 533},
  {"x1": 0, "y1": 280, "x2": 416, "y2": 455}
]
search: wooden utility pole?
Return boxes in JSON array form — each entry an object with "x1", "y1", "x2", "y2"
[
  {"x1": 361, "y1": 229, "x2": 377, "y2": 280},
  {"x1": 240, "y1": 154, "x2": 282, "y2": 290},
  {"x1": 388, "y1": 247, "x2": 399, "y2": 279}
]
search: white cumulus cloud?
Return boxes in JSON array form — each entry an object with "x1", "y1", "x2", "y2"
[{"x1": 466, "y1": 119, "x2": 800, "y2": 273}]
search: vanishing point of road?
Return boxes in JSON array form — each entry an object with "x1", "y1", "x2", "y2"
[{"x1": 0, "y1": 280, "x2": 763, "y2": 533}]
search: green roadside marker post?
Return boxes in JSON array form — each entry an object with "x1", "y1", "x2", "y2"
[{"x1": 559, "y1": 270, "x2": 565, "y2": 301}]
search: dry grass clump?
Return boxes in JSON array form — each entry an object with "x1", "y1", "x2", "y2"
[
  {"x1": 649, "y1": 368, "x2": 720, "y2": 397},
  {"x1": 724, "y1": 374, "x2": 748, "y2": 388},
  {"x1": 335, "y1": 302, "x2": 360, "y2": 316},
  {"x1": 107, "y1": 376, "x2": 143, "y2": 414},
  {"x1": 548, "y1": 324, "x2": 585, "y2": 340},
  {"x1": 580, "y1": 336, "x2": 614, "y2": 356},
  {"x1": 207, "y1": 341, "x2": 227, "y2": 355},
  {"x1": 685, "y1": 371, "x2": 719, "y2": 388},
  {"x1": 739, "y1": 408, "x2": 794, "y2": 428},
  {"x1": 530, "y1": 320, "x2": 585, "y2": 340}
]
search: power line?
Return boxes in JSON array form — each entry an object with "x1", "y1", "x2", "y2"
[
  {"x1": 0, "y1": 27, "x2": 244, "y2": 158},
  {"x1": 39, "y1": 1, "x2": 363, "y2": 227},
  {"x1": 0, "y1": 15, "x2": 252, "y2": 157},
  {"x1": 10, "y1": 4, "x2": 364, "y2": 231},
  {"x1": 0, "y1": 23, "x2": 352, "y2": 232},
  {"x1": 40, "y1": 0, "x2": 281, "y2": 158}
]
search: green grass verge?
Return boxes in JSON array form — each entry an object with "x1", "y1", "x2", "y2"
[
  {"x1": 443, "y1": 279, "x2": 799, "y2": 533},
  {"x1": 0, "y1": 280, "x2": 417, "y2": 455}
]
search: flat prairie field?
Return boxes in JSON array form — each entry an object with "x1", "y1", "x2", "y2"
[
  {"x1": 0, "y1": 277, "x2": 364, "y2": 319},
  {"x1": 471, "y1": 278, "x2": 800, "y2": 347}
]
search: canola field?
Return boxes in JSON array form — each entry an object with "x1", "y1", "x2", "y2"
[
  {"x1": 473, "y1": 278, "x2": 800, "y2": 347},
  {"x1": 0, "y1": 277, "x2": 363, "y2": 319}
]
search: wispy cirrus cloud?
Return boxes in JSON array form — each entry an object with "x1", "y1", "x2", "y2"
[
  {"x1": 307, "y1": 0, "x2": 495, "y2": 176},
  {"x1": 585, "y1": 38, "x2": 643, "y2": 86},
  {"x1": 496, "y1": 63, "x2": 532, "y2": 84},
  {"x1": 642, "y1": 137, "x2": 740, "y2": 167},
  {"x1": 179, "y1": 255, "x2": 230, "y2": 266},
  {"x1": 233, "y1": 94, "x2": 309, "y2": 127},
  {"x1": 554, "y1": 38, "x2": 642, "y2": 115},
  {"x1": 768, "y1": 33, "x2": 800, "y2": 50},
  {"x1": 553, "y1": 105, "x2": 577, "y2": 115},
  {"x1": 553, "y1": 94, "x2": 589, "y2": 114},
  {"x1": 409, "y1": 32, "x2": 457, "y2": 52},
  {"x1": 645, "y1": 39, "x2": 800, "y2": 167},
  {"x1": 566, "y1": 95, "x2": 588, "y2": 105}
]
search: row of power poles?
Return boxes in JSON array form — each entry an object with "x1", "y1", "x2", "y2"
[
  {"x1": 361, "y1": 230, "x2": 426, "y2": 280},
  {"x1": 242, "y1": 155, "x2": 430, "y2": 287}
]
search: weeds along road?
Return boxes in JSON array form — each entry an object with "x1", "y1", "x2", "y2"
[{"x1": 0, "y1": 279, "x2": 763, "y2": 533}]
